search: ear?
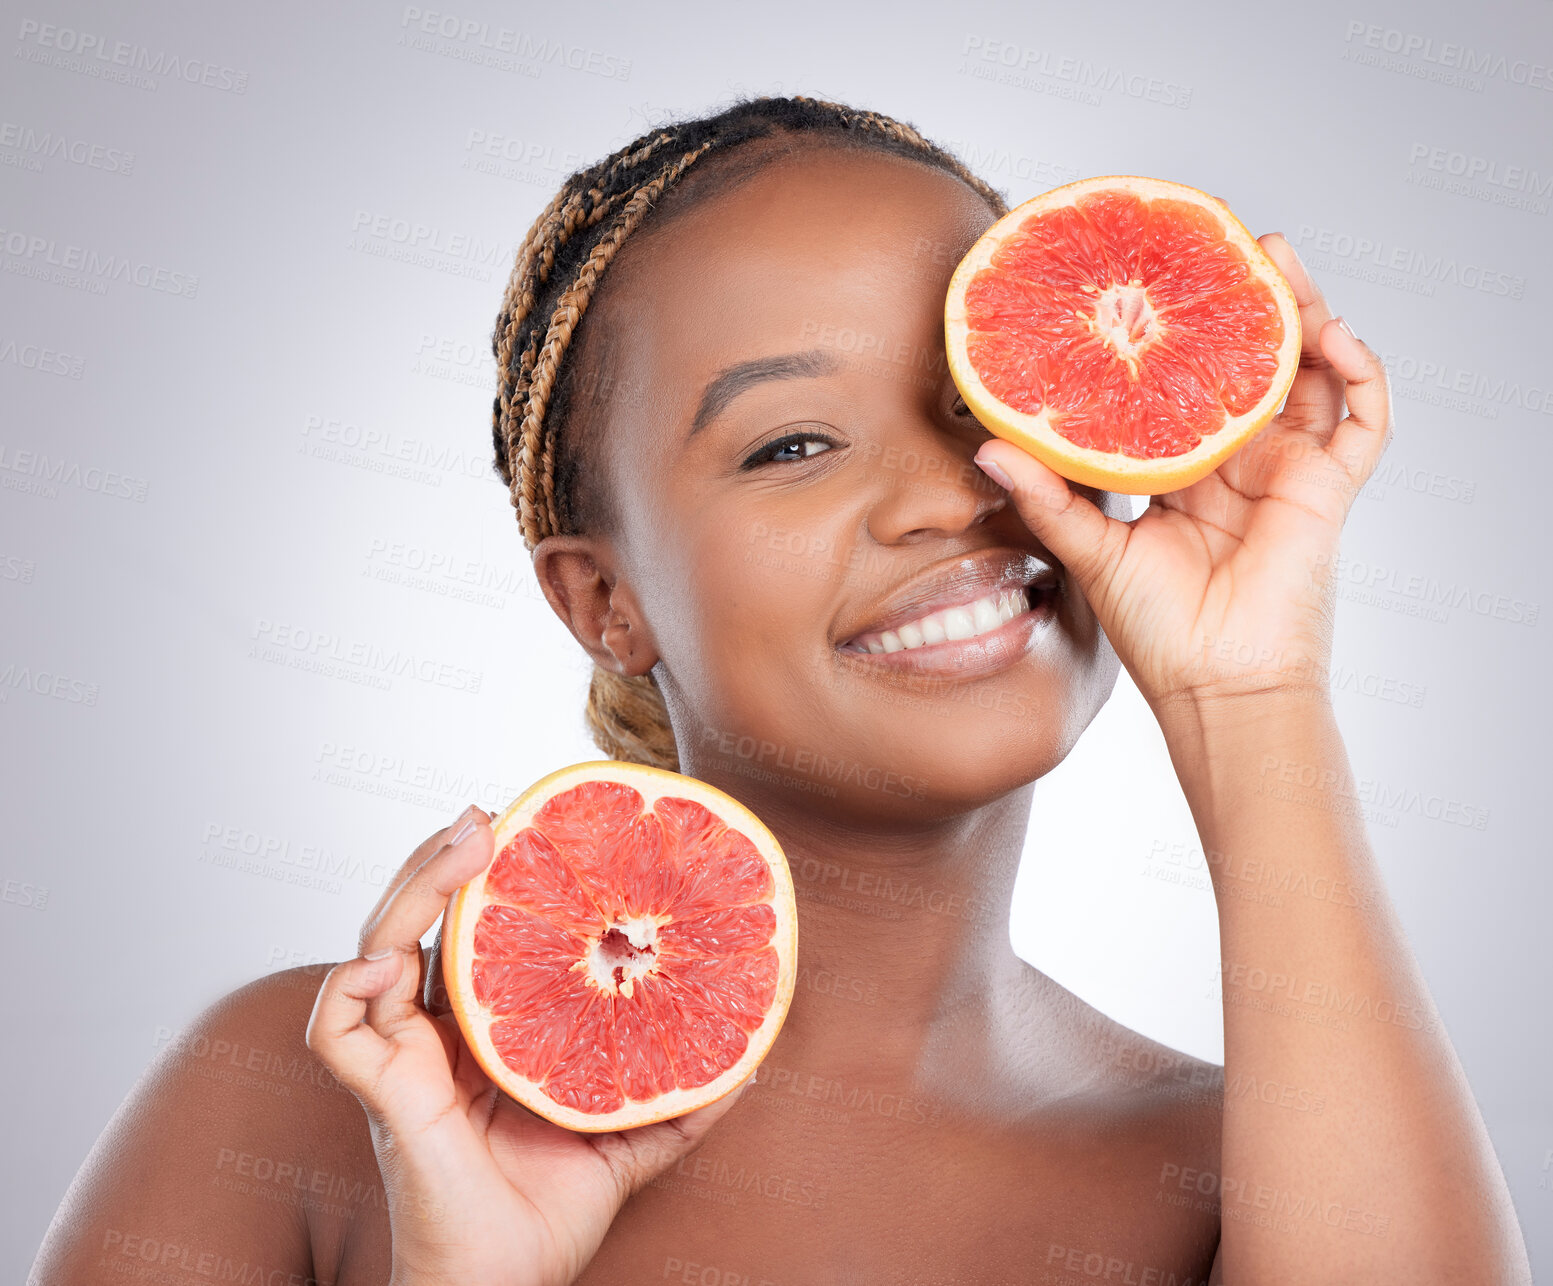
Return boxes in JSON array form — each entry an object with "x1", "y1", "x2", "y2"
[{"x1": 531, "y1": 534, "x2": 660, "y2": 677}]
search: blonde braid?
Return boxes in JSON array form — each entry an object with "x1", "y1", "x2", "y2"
[{"x1": 515, "y1": 150, "x2": 712, "y2": 546}]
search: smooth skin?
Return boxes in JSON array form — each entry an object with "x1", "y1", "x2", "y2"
[{"x1": 32, "y1": 141, "x2": 1531, "y2": 1285}]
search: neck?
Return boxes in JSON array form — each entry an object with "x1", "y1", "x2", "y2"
[{"x1": 676, "y1": 748, "x2": 1046, "y2": 1089}]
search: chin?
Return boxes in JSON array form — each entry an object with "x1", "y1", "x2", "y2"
[{"x1": 821, "y1": 665, "x2": 1121, "y2": 823}]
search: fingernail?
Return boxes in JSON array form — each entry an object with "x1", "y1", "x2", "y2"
[
  {"x1": 447, "y1": 812, "x2": 478, "y2": 848},
  {"x1": 975, "y1": 452, "x2": 1014, "y2": 490},
  {"x1": 363, "y1": 946, "x2": 395, "y2": 961},
  {"x1": 1335, "y1": 316, "x2": 1358, "y2": 340}
]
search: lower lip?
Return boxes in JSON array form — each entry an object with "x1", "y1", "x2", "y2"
[{"x1": 834, "y1": 588, "x2": 1059, "y2": 680}]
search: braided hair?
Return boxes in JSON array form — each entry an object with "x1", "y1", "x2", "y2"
[{"x1": 491, "y1": 94, "x2": 1008, "y2": 771}]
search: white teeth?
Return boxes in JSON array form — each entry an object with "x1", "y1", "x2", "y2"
[
  {"x1": 942, "y1": 607, "x2": 977, "y2": 641},
  {"x1": 850, "y1": 586, "x2": 1033, "y2": 654}
]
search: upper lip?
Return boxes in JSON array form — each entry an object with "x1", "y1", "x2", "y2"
[{"x1": 837, "y1": 546, "x2": 1060, "y2": 646}]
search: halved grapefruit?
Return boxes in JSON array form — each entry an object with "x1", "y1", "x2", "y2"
[
  {"x1": 946, "y1": 175, "x2": 1301, "y2": 494},
  {"x1": 442, "y1": 761, "x2": 797, "y2": 1132}
]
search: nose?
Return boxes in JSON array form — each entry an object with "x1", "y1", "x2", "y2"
[{"x1": 863, "y1": 424, "x2": 1008, "y2": 545}]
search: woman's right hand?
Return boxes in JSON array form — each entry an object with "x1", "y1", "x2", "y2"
[{"x1": 306, "y1": 804, "x2": 753, "y2": 1286}]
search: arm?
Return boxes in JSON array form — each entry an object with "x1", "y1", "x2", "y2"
[
  {"x1": 28, "y1": 967, "x2": 325, "y2": 1285},
  {"x1": 1159, "y1": 687, "x2": 1529, "y2": 1283},
  {"x1": 974, "y1": 231, "x2": 1532, "y2": 1283}
]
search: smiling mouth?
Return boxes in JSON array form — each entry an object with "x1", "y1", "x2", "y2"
[{"x1": 838, "y1": 582, "x2": 1055, "y2": 655}]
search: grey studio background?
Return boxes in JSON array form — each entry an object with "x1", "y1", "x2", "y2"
[{"x1": 3, "y1": 0, "x2": 1550, "y2": 1276}]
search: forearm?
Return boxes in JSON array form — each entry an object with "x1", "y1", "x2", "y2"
[{"x1": 1153, "y1": 689, "x2": 1531, "y2": 1284}]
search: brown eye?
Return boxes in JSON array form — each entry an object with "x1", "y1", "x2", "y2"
[{"x1": 741, "y1": 429, "x2": 839, "y2": 470}]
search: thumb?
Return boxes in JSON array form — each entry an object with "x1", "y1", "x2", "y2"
[
  {"x1": 974, "y1": 441, "x2": 1130, "y2": 599},
  {"x1": 593, "y1": 1074, "x2": 756, "y2": 1198}
]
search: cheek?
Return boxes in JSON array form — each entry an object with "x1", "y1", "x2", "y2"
[
  {"x1": 1061, "y1": 621, "x2": 1122, "y2": 747},
  {"x1": 658, "y1": 512, "x2": 841, "y2": 717},
  {"x1": 1051, "y1": 581, "x2": 1121, "y2": 746},
  {"x1": 718, "y1": 514, "x2": 843, "y2": 663}
]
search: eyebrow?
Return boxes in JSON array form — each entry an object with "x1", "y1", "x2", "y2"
[{"x1": 688, "y1": 348, "x2": 842, "y2": 438}]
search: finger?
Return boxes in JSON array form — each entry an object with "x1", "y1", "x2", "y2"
[
  {"x1": 357, "y1": 807, "x2": 492, "y2": 955},
  {"x1": 590, "y1": 1073, "x2": 758, "y2": 1201},
  {"x1": 1321, "y1": 318, "x2": 1395, "y2": 489},
  {"x1": 359, "y1": 811, "x2": 495, "y2": 1033},
  {"x1": 305, "y1": 951, "x2": 405, "y2": 1105},
  {"x1": 973, "y1": 442, "x2": 1131, "y2": 602},
  {"x1": 424, "y1": 921, "x2": 451, "y2": 1015},
  {"x1": 433, "y1": 1008, "x2": 495, "y2": 1105},
  {"x1": 1258, "y1": 233, "x2": 1344, "y2": 436},
  {"x1": 358, "y1": 804, "x2": 484, "y2": 952}
]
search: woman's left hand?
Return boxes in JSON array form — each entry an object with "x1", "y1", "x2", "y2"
[{"x1": 972, "y1": 232, "x2": 1394, "y2": 718}]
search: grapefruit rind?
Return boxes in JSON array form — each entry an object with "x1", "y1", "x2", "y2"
[
  {"x1": 945, "y1": 175, "x2": 1302, "y2": 495},
  {"x1": 442, "y1": 760, "x2": 797, "y2": 1133}
]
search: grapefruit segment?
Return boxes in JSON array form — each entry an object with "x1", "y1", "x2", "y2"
[
  {"x1": 544, "y1": 997, "x2": 625, "y2": 1115},
  {"x1": 473, "y1": 903, "x2": 590, "y2": 968},
  {"x1": 489, "y1": 986, "x2": 591, "y2": 1083},
  {"x1": 472, "y1": 957, "x2": 573, "y2": 1017},
  {"x1": 443, "y1": 760, "x2": 797, "y2": 1132},
  {"x1": 657, "y1": 902, "x2": 779, "y2": 959},
  {"x1": 963, "y1": 273, "x2": 1083, "y2": 332},
  {"x1": 946, "y1": 175, "x2": 1301, "y2": 494},
  {"x1": 674, "y1": 952, "x2": 781, "y2": 1030},
  {"x1": 533, "y1": 779, "x2": 648, "y2": 899},
  {"x1": 484, "y1": 829, "x2": 605, "y2": 936}
]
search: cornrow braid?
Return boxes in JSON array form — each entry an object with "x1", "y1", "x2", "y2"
[{"x1": 490, "y1": 93, "x2": 1008, "y2": 770}]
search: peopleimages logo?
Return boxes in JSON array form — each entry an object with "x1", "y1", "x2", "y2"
[
  {"x1": 1378, "y1": 350, "x2": 1553, "y2": 420},
  {"x1": 699, "y1": 726, "x2": 928, "y2": 801},
  {"x1": 0, "y1": 123, "x2": 134, "y2": 174},
  {"x1": 249, "y1": 619, "x2": 483, "y2": 694},
  {"x1": 1291, "y1": 224, "x2": 1526, "y2": 299},
  {"x1": 1257, "y1": 756, "x2": 1492, "y2": 832},
  {"x1": 0, "y1": 339, "x2": 85, "y2": 379},
  {"x1": 1342, "y1": 21, "x2": 1553, "y2": 92},
  {"x1": 13, "y1": 19, "x2": 249, "y2": 93},
  {"x1": 1408, "y1": 143, "x2": 1553, "y2": 197},
  {"x1": 1314, "y1": 554, "x2": 1540, "y2": 627},
  {"x1": 1403, "y1": 142, "x2": 1551, "y2": 216},
  {"x1": 0, "y1": 443, "x2": 150, "y2": 502},
  {"x1": 958, "y1": 35, "x2": 1193, "y2": 108},
  {"x1": 397, "y1": 7, "x2": 632, "y2": 80},
  {"x1": 0, "y1": 227, "x2": 199, "y2": 298}
]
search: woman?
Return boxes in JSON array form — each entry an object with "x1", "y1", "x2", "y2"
[{"x1": 32, "y1": 94, "x2": 1531, "y2": 1285}]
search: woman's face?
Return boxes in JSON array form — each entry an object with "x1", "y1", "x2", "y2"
[{"x1": 548, "y1": 143, "x2": 1125, "y2": 822}]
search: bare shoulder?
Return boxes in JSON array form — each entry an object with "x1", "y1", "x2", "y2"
[
  {"x1": 1007, "y1": 962, "x2": 1224, "y2": 1167},
  {"x1": 912, "y1": 964, "x2": 1227, "y2": 1278},
  {"x1": 29, "y1": 963, "x2": 375, "y2": 1285},
  {"x1": 1079, "y1": 1002, "x2": 1225, "y2": 1123}
]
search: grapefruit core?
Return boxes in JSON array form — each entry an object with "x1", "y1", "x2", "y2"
[
  {"x1": 442, "y1": 761, "x2": 797, "y2": 1133},
  {"x1": 946, "y1": 175, "x2": 1302, "y2": 495}
]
